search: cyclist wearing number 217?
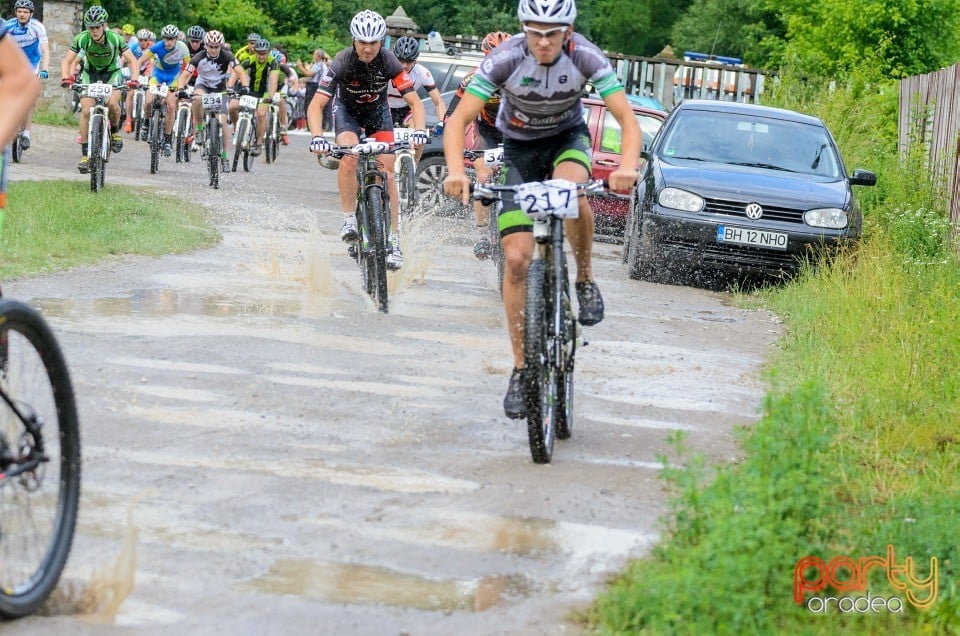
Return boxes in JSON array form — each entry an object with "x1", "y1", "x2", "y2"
[
  {"x1": 0, "y1": 18, "x2": 41, "y2": 212},
  {"x1": 307, "y1": 10, "x2": 428, "y2": 271},
  {"x1": 443, "y1": 0, "x2": 641, "y2": 420}
]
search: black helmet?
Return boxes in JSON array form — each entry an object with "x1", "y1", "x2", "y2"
[
  {"x1": 254, "y1": 38, "x2": 270, "y2": 52},
  {"x1": 14, "y1": 0, "x2": 35, "y2": 12},
  {"x1": 392, "y1": 36, "x2": 419, "y2": 61},
  {"x1": 186, "y1": 25, "x2": 205, "y2": 40}
]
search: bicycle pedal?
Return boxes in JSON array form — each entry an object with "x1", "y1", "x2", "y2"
[{"x1": 347, "y1": 244, "x2": 358, "y2": 258}]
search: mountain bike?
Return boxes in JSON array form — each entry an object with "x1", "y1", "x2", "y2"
[
  {"x1": 263, "y1": 96, "x2": 282, "y2": 164},
  {"x1": 129, "y1": 83, "x2": 147, "y2": 141},
  {"x1": 0, "y1": 294, "x2": 81, "y2": 618},
  {"x1": 198, "y1": 90, "x2": 231, "y2": 189},
  {"x1": 72, "y1": 82, "x2": 120, "y2": 193},
  {"x1": 11, "y1": 125, "x2": 27, "y2": 164},
  {"x1": 472, "y1": 178, "x2": 609, "y2": 463},
  {"x1": 327, "y1": 140, "x2": 409, "y2": 313},
  {"x1": 232, "y1": 94, "x2": 259, "y2": 173},
  {"x1": 393, "y1": 128, "x2": 418, "y2": 227},
  {"x1": 172, "y1": 86, "x2": 194, "y2": 164},
  {"x1": 146, "y1": 82, "x2": 170, "y2": 174},
  {"x1": 466, "y1": 145, "x2": 506, "y2": 295}
]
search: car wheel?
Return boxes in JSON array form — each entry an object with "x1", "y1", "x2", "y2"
[
  {"x1": 627, "y1": 217, "x2": 667, "y2": 283},
  {"x1": 621, "y1": 188, "x2": 638, "y2": 264},
  {"x1": 415, "y1": 155, "x2": 474, "y2": 217}
]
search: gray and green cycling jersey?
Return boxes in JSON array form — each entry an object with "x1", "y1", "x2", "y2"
[{"x1": 467, "y1": 33, "x2": 622, "y2": 141}]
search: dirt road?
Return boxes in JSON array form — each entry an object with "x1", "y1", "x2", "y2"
[{"x1": 3, "y1": 124, "x2": 779, "y2": 634}]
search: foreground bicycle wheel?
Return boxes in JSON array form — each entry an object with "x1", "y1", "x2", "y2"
[
  {"x1": 0, "y1": 299, "x2": 81, "y2": 618},
  {"x1": 522, "y1": 260, "x2": 556, "y2": 463},
  {"x1": 364, "y1": 186, "x2": 389, "y2": 313}
]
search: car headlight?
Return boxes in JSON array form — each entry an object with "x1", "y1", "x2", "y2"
[
  {"x1": 658, "y1": 187, "x2": 704, "y2": 212},
  {"x1": 804, "y1": 208, "x2": 848, "y2": 229}
]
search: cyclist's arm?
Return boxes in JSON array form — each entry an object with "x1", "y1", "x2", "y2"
[
  {"x1": 427, "y1": 86, "x2": 447, "y2": 122},
  {"x1": 442, "y1": 92, "x2": 485, "y2": 202},
  {"x1": 267, "y1": 69, "x2": 279, "y2": 100},
  {"x1": 40, "y1": 32, "x2": 50, "y2": 75},
  {"x1": 121, "y1": 47, "x2": 140, "y2": 82},
  {"x1": 306, "y1": 90, "x2": 330, "y2": 137},
  {"x1": 0, "y1": 34, "x2": 40, "y2": 147},
  {"x1": 232, "y1": 64, "x2": 249, "y2": 88},
  {"x1": 60, "y1": 48, "x2": 78, "y2": 82},
  {"x1": 603, "y1": 89, "x2": 640, "y2": 172}
]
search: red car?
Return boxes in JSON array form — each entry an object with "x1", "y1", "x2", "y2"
[{"x1": 582, "y1": 96, "x2": 667, "y2": 237}]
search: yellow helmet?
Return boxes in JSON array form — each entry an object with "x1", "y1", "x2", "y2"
[{"x1": 122, "y1": 23, "x2": 135, "y2": 35}]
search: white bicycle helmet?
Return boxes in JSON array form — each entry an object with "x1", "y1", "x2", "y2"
[
  {"x1": 517, "y1": 0, "x2": 577, "y2": 24},
  {"x1": 160, "y1": 24, "x2": 179, "y2": 39},
  {"x1": 204, "y1": 30, "x2": 224, "y2": 47},
  {"x1": 136, "y1": 28, "x2": 151, "y2": 41},
  {"x1": 350, "y1": 10, "x2": 386, "y2": 43}
]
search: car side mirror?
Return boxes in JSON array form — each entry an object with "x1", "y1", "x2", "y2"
[{"x1": 849, "y1": 169, "x2": 877, "y2": 186}]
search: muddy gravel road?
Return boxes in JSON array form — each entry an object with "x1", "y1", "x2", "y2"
[{"x1": 3, "y1": 125, "x2": 779, "y2": 635}]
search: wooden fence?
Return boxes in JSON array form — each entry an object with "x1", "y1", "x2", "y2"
[
  {"x1": 413, "y1": 32, "x2": 770, "y2": 110},
  {"x1": 899, "y1": 64, "x2": 960, "y2": 225}
]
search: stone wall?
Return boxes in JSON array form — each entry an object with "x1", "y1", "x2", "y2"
[{"x1": 39, "y1": 0, "x2": 83, "y2": 107}]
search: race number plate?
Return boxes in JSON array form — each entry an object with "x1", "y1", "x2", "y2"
[
  {"x1": 201, "y1": 93, "x2": 222, "y2": 109},
  {"x1": 150, "y1": 83, "x2": 168, "y2": 97},
  {"x1": 393, "y1": 127, "x2": 413, "y2": 142},
  {"x1": 239, "y1": 95, "x2": 259, "y2": 110},
  {"x1": 484, "y1": 146, "x2": 504, "y2": 165},
  {"x1": 515, "y1": 179, "x2": 580, "y2": 220},
  {"x1": 716, "y1": 225, "x2": 789, "y2": 250},
  {"x1": 88, "y1": 82, "x2": 112, "y2": 98}
]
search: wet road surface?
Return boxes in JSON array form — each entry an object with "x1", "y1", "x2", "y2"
[{"x1": 2, "y1": 125, "x2": 780, "y2": 634}]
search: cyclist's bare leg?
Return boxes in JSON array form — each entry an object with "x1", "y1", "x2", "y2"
[
  {"x1": 501, "y1": 232, "x2": 535, "y2": 368},
  {"x1": 279, "y1": 102, "x2": 288, "y2": 129},
  {"x1": 256, "y1": 105, "x2": 267, "y2": 145},
  {"x1": 107, "y1": 91, "x2": 122, "y2": 128},
  {"x1": 164, "y1": 91, "x2": 177, "y2": 134},
  {"x1": 336, "y1": 130, "x2": 361, "y2": 216},
  {"x1": 190, "y1": 90, "x2": 204, "y2": 133},
  {"x1": 553, "y1": 160, "x2": 594, "y2": 283},
  {"x1": 78, "y1": 97, "x2": 94, "y2": 144},
  {"x1": 474, "y1": 159, "x2": 492, "y2": 227},
  {"x1": 219, "y1": 113, "x2": 230, "y2": 155}
]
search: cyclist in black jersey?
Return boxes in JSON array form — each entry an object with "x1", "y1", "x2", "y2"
[
  {"x1": 443, "y1": 0, "x2": 642, "y2": 419},
  {"x1": 307, "y1": 9, "x2": 428, "y2": 271}
]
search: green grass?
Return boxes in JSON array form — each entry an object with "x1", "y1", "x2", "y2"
[
  {"x1": 1, "y1": 180, "x2": 220, "y2": 279},
  {"x1": 33, "y1": 101, "x2": 79, "y2": 128},
  {"x1": 589, "y1": 70, "x2": 960, "y2": 634}
]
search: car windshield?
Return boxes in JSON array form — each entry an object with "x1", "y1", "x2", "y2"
[
  {"x1": 659, "y1": 110, "x2": 842, "y2": 178},
  {"x1": 599, "y1": 110, "x2": 663, "y2": 153}
]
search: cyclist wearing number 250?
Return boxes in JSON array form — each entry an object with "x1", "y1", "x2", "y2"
[
  {"x1": 307, "y1": 9, "x2": 428, "y2": 271},
  {"x1": 443, "y1": 0, "x2": 641, "y2": 419},
  {"x1": 59, "y1": 5, "x2": 140, "y2": 174}
]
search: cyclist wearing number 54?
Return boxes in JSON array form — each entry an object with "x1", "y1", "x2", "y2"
[
  {"x1": 443, "y1": 0, "x2": 641, "y2": 419},
  {"x1": 307, "y1": 9, "x2": 428, "y2": 271},
  {"x1": 59, "y1": 6, "x2": 141, "y2": 174}
]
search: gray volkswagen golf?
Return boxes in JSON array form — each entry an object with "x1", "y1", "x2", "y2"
[{"x1": 623, "y1": 100, "x2": 876, "y2": 281}]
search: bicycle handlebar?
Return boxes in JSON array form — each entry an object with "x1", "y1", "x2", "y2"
[{"x1": 328, "y1": 140, "x2": 412, "y2": 158}]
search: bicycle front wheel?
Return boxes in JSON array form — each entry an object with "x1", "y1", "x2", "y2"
[
  {"x1": 89, "y1": 115, "x2": 105, "y2": 193},
  {"x1": 523, "y1": 259, "x2": 556, "y2": 464},
  {"x1": 207, "y1": 118, "x2": 221, "y2": 188},
  {"x1": 12, "y1": 135, "x2": 23, "y2": 164},
  {"x1": 0, "y1": 299, "x2": 81, "y2": 618},
  {"x1": 148, "y1": 112, "x2": 161, "y2": 174},
  {"x1": 397, "y1": 154, "x2": 417, "y2": 219},
  {"x1": 364, "y1": 186, "x2": 389, "y2": 313}
]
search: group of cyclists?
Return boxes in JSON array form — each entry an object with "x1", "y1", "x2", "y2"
[
  {"x1": 54, "y1": 6, "x2": 299, "y2": 173},
  {"x1": 307, "y1": 0, "x2": 641, "y2": 418},
  {"x1": 3, "y1": 0, "x2": 642, "y2": 423}
]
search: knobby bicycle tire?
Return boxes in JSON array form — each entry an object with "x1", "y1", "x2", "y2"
[
  {"x1": 149, "y1": 111, "x2": 161, "y2": 174},
  {"x1": 207, "y1": 117, "x2": 221, "y2": 188},
  {"x1": 556, "y1": 258, "x2": 575, "y2": 441},
  {"x1": 0, "y1": 299, "x2": 81, "y2": 619},
  {"x1": 522, "y1": 259, "x2": 556, "y2": 463},
  {"x1": 398, "y1": 154, "x2": 416, "y2": 218},
  {"x1": 89, "y1": 114, "x2": 105, "y2": 193},
  {"x1": 365, "y1": 186, "x2": 389, "y2": 313},
  {"x1": 265, "y1": 112, "x2": 277, "y2": 164},
  {"x1": 490, "y1": 208, "x2": 505, "y2": 297},
  {"x1": 12, "y1": 135, "x2": 23, "y2": 164}
]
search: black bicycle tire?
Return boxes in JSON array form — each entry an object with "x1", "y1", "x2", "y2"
[
  {"x1": 523, "y1": 259, "x2": 555, "y2": 463},
  {"x1": 149, "y1": 111, "x2": 160, "y2": 174},
  {"x1": 556, "y1": 265, "x2": 575, "y2": 440},
  {"x1": 208, "y1": 118, "x2": 221, "y2": 188},
  {"x1": 89, "y1": 114, "x2": 104, "y2": 192},
  {"x1": 265, "y1": 112, "x2": 276, "y2": 163},
  {"x1": 0, "y1": 299, "x2": 81, "y2": 619},
  {"x1": 365, "y1": 186, "x2": 389, "y2": 313},
  {"x1": 398, "y1": 155, "x2": 415, "y2": 216},
  {"x1": 490, "y1": 208, "x2": 505, "y2": 296},
  {"x1": 174, "y1": 110, "x2": 185, "y2": 163},
  {"x1": 12, "y1": 135, "x2": 22, "y2": 163}
]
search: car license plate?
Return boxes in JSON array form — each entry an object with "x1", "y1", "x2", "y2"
[{"x1": 716, "y1": 225, "x2": 788, "y2": 250}]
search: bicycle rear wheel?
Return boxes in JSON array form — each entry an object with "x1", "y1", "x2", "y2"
[
  {"x1": 523, "y1": 259, "x2": 556, "y2": 464},
  {"x1": 0, "y1": 299, "x2": 81, "y2": 618},
  {"x1": 364, "y1": 186, "x2": 389, "y2": 313}
]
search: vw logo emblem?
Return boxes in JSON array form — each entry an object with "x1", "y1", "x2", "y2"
[{"x1": 745, "y1": 203, "x2": 763, "y2": 219}]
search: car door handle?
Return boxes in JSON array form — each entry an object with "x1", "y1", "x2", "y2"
[{"x1": 596, "y1": 159, "x2": 619, "y2": 166}]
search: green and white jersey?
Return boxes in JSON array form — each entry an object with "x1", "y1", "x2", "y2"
[{"x1": 69, "y1": 29, "x2": 127, "y2": 73}]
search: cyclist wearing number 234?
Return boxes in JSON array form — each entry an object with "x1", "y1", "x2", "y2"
[{"x1": 442, "y1": 0, "x2": 641, "y2": 419}]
